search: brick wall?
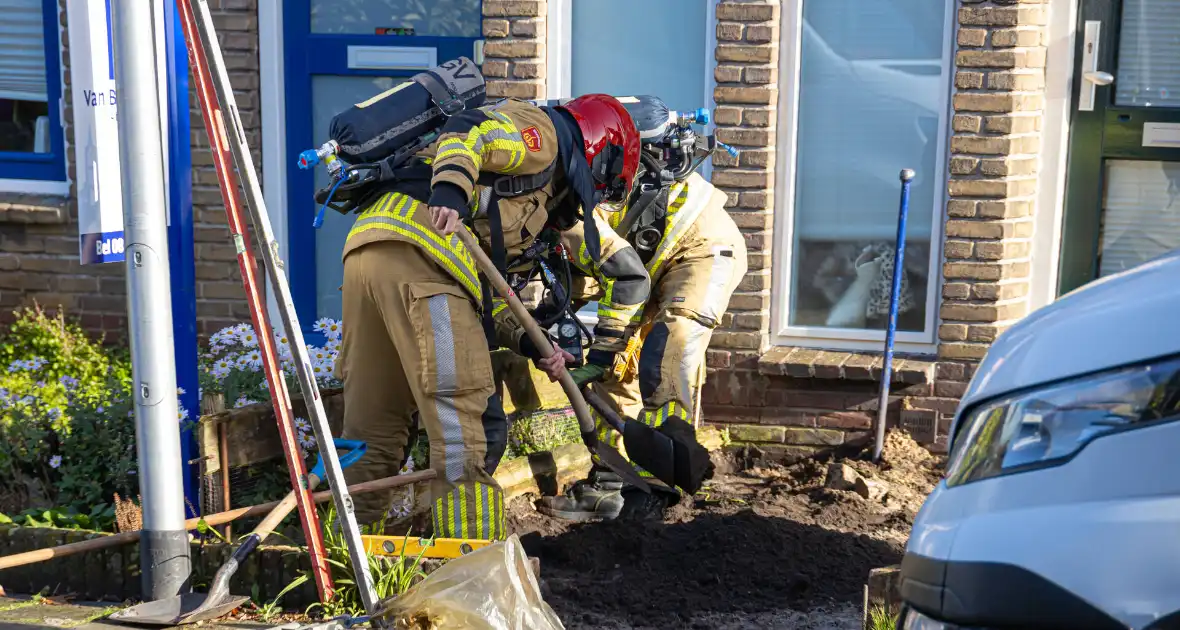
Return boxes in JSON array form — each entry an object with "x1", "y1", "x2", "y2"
[
  {"x1": 0, "y1": 0, "x2": 259, "y2": 340},
  {"x1": 189, "y1": 0, "x2": 262, "y2": 337},
  {"x1": 700, "y1": 0, "x2": 1053, "y2": 457},
  {"x1": 481, "y1": 0, "x2": 546, "y2": 100}
]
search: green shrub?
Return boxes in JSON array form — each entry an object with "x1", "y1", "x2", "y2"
[{"x1": 0, "y1": 305, "x2": 137, "y2": 510}]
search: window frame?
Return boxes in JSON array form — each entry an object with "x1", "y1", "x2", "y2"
[
  {"x1": 770, "y1": 0, "x2": 954, "y2": 353},
  {"x1": 0, "y1": 0, "x2": 66, "y2": 188}
]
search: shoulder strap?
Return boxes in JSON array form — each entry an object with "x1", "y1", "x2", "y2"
[{"x1": 476, "y1": 157, "x2": 558, "y2": 198}]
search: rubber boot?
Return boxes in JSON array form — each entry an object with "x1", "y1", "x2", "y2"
[
  {"x1": 617, "y1": 480, "x2": 681, "y2": 522},
  {"x1": 535, "y1": 468, "x2": 625, "y2": 521}
]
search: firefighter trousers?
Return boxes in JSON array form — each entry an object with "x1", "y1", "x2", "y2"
[
  {"x1": 338, "y1": 240, "x2": 506, "y2": 540},
  {"x1": 590, "y1": 207, "x2": 748, "y2": 476}
]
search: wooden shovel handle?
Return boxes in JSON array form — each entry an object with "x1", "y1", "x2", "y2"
[
  {"x1": 454, "y1": 228, "x2": 597, "y2": 436},
  {"x1": 0, "y1": 469, "x2": 436, "y2": 571}
]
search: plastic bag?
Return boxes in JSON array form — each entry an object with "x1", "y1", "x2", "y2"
[{"x1": 376, "y1": 534, "x2": 564, "y2": 630}]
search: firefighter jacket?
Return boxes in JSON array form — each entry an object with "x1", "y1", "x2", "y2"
[
  {"x1": 600, "y1": 171, "x2": 726, "y2": 287},
  {"x1": 343, "y1": 97, "x2": 650, "y2": 359},
  {"x1": 559, "y1": 213, "x2": 652, "y2": 367}
]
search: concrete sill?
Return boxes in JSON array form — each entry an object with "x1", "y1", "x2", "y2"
[
  {"x1": 0, "y1": 195, "x2": 69, "y2": 225},
  {"x1": 758, "y1": 346, "x2": 935, "y2": 386}
]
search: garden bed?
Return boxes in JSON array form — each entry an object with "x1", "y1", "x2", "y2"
[{"x1": 508, "y1": 430, "x2": 942, "y2": 630}]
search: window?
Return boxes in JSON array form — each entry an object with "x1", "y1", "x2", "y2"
[
  {"x1": 0, "y1": 0, "x2": 65, "y2": 184},
  {"x1": 773, "y1": 0, "x2": 952, "y2": 349}
]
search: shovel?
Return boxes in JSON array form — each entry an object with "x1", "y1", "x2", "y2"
[
  {"x1": 582, "y1": 388, "x2": 714, "y2": 495},
  {"x1": 454, "y1": 228, "x2": 651, "y2": 494},
  {"x1": 109, "y1": 439, "x2": 369, "y2": 626}
]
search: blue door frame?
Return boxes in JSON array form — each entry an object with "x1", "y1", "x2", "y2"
[{"x1": 282, "y1": 0, "x2": 481, "y2": 332}]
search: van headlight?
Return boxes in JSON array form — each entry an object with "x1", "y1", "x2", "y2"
[{"x1": 945, "y1": 356, "x2": 1180, "y2": 487}]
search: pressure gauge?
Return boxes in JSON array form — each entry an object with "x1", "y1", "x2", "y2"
[{"x1": 560, "y1": 322, "x2": 578, "y2": 338}]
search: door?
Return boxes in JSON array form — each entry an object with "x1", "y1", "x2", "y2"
[
  {"x1": 283, "y1": 0, "x2": 482, "y2": 328},
  {"x1": 1060, "y1": 0, "x2": 1180, "y2": 294}
]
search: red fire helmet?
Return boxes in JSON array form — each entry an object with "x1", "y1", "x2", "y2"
[{"x1": 558, "y1": 94, "x2": 641, "y2": 203}]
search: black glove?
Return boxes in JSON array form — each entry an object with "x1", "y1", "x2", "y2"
[
  {"x1": 518, "y1": 332, "x2": 548, "y2": 363},
  {"x1": 426, "y1": 182, "x2": 471, "y2": 220}
]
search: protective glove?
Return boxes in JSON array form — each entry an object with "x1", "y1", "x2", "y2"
[
  {"x1": 518, "y1": 332, "x2": 548, "y2": 364},
  {"x1": 569, "y1": 363, "x2": 607, "y2": 388}
]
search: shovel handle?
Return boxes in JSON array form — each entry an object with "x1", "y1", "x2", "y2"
[
  {"x1": 454, "y1": 228, "x2": 597, "y2": 437},
  {"x1": 0, "y1": 470, "x2": 435, "y2": 572},
  {"x1": 252, "y1": 472, "x2": 320, "y2": 541}
]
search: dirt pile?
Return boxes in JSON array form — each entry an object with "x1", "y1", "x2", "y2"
[{"x1": 508, "y1": 429, "x2": 944, "y2": 629}]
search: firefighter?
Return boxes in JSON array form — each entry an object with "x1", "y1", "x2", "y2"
[
  {"x1": 337, "y1": 93, "x2": 647, "y2": 540},
  {"x1": 538, "y1": 168, "x2": 748, "y2": 522}
]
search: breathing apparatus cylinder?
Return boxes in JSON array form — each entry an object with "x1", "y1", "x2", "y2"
[{"x1": 327, "y1": 57, "x2": 487, "y2": 166}]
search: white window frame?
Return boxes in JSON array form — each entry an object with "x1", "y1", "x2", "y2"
[
  {"x1": 259, "y1": 0, "x2": 288, "y2": 324},
  {"x1": 770, "y1": 0, "x2": 955, "y2": 353},
  {"x1": 1029, "y1": 0, "x2": 1079, "y2": 311}
]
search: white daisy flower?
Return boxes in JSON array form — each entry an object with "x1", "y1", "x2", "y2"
[
  {"x1": 246, "y1": 350, "x2": 263, "y2": 369},
  {"x1": 239, "y1": 328, "x2": 259, "y2": 348},
  {"x1": 294, "y1": 417, "x2": 310, "y2": 431},
  {"x1": 177, "y1": 387, "x2": 187, "y2": 396},
  {"x1": 323, "y1": 320, "x2": 342, "y2": 340},
  {"x1": 313, "y1": 318, "x2": 332, "y2": 333},
  {"x1": 49, "y1": 455, "x2": 62, "y2": 469},
  {"x1": 178, "y1": 406, "x2": 189, "y2": 421},
  {"x1": 298, "y1": 432, "x2": 317, "y2": 450}
]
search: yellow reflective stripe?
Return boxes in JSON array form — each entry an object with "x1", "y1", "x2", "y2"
[
  {"x1": 649, "y1": 182, "x2": 707, "y2": 278},
  {"x1": 392, "y1": 194, "x2": 413, "y2": 218},
  {"x1": 475, "y1": 483, "x2": 485, "y2": 539},
  {"x1": 492, "y1": 299, "x2": 508, "y2": 317},
  {"x1": 459, "y1": 486, "x2": 468, "y2": 539},
  {"x1": 606, "y1": 208, "x2": 624, "y2": 230},
  {"x1": 436, "y1": 117, "x2": 526, "y2": 172},
  {"x1": 489, "y1": 111, "x2": 527, "y2": 171},
  {"x1": 348, "y1": 194, "x2": 482, "y2": 298},
  {"x1": 599, "y1": 304, "x2": 643, "y2": 324}
]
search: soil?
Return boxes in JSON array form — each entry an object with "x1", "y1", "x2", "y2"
[{"x1": 508, "y1": 430, "x2": 944, "y2": 629}]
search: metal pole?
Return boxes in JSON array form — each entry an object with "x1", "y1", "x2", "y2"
[
  {"x1": 111, "y1": 0, "x2": 191, "y2": 600},
  {"x1": 873, "y1": 168, "x2": 915, "y2": 463}
]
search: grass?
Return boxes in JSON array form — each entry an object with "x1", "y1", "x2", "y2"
[
  {"x1": 302, "y1": 507, "x2": 431, "y2": 618},
  {"x1": 0, "y1": 595, "x2": 45, "y2": 613},
  {"x1": 866, "y1": 604, "x2": 898, "y2": 630}
]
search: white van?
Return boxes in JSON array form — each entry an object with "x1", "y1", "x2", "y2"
[{"x1": 897, "y1": 248, "x2": 1180, "y2": 629}]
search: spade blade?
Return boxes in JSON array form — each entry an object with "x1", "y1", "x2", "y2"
[
  {"x1": 621, "y1": 421, "x2": 678, "y2": 489},
  {"x1": 659, "y1": 417, "x2": 714, "y2": 495}
]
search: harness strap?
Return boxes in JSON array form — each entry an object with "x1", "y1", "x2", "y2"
[
  {"x1": 413, "y1": 71, "x2": 464, "y2": 116},
  {"x1": 476, "y1": 157, "x2": 558, "y2": 197}
]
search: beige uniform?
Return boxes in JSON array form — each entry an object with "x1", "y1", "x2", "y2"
[
  {"x1": 572, "y1": 172, "x2": 748, "y2": 477},
  {"x1": 337, "y1": 99, "x2": 560, "y2": 539}
]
